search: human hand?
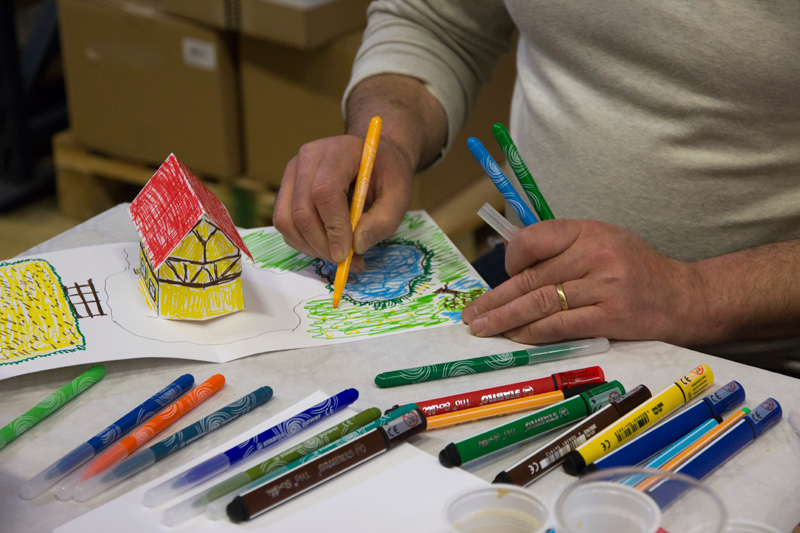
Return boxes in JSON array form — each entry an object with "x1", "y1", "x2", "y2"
[
  {"x1": 273, "y1": 134, "x2": 415, "y2": 271},
  {"x1": 461, "y1": 219, "x2": 705, "y2": 346}
]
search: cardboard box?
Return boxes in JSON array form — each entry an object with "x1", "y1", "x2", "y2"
[
  {"x1": 160, "y1": 0, "x2": 238, "y2": 31},
  {"x1": 240, "y1": 0, "x2": 370, "y2": 49},
  {"x1": 240, "y1": 27, "x2": 516, "y2": 211},
  {"x1": 58, "y1": 0, "x2": 242, "y2": 178}
]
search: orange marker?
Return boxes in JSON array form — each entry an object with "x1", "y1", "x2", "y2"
[
  {"x1": 426, "y1": 389, "x2": 568, "y2": 430},
  {"x1": 332, "y1": 116, "x2": 382, "y2": 308},
  {"x1": 634, "y1": 407, "x2": 750, "y2": 491},
  {"x1": 56, "y1": 374, "x2": 225, "y2": 500}
]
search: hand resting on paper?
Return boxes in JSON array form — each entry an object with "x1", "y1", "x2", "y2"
[
  {"x1": 461, "y1": 218, "x2": 800, "y2": 348},
  {"x1": 274, "y1": 74, "x2": 448, "y2": 273}
]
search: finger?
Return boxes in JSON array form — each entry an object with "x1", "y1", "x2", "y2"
[
  {"x1": 350, "y1": 253, "x2": 366, "y2": 275},
  {"x1": 274, "y1": 157, "x2": 315, "y2": 257},
  {"x1": 313, "y1": 139, "x2": 362, "y2": 262},
  {"x1": 467, "y1": 279, "x2": 600, "y2": 337},
  {"x1": 504, "y1": 305, "x2": 610, "y2": 344},
  {"x1": 505, "y1": 220, "x2": 582, "y2": 276},
  {"x1": 353, "y1": 157, "x2": 412, "y2": 255},
  {"x1": 292, "y1": 145, "x2": 339, "y2": 261}
]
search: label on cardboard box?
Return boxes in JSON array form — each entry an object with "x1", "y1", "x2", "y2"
[{"x1": 182, "y1": 37, "x2": 217, "y2": 71}]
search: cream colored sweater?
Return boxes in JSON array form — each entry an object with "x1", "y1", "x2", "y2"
[{"x1": 345, "y1": 1, "x2": 800, "y2": 371}]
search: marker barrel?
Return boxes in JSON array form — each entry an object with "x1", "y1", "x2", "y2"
[
  {"x1": 562, "y1": 364, "x2": 714, "y2": 476},
  {"x1": 495, "y1": 385, "x2": 651, "y2": 487},
  {"x1": 440, "y1": 381, "x2": 625, "y2": 468},
  {"x1": 586, "y1": 381, "x2": 744, "y2": 473},
  {"x1": 374, "y1": 338, "x2": 610, "y2": 388},
  {"x1": 647, "y1": 398, "x2": 782, "y2": 509},
  {"x1": 227, "y1": 408, "x2": 427, "y2": 522}
]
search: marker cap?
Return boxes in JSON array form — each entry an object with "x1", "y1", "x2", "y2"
[
  {"x1": 702, "y1": 381, "x2": 745, "y2": 418},
  {"x1": 580, "y1": 380, "x2": 626, "y2": 413},
  {"x1": 745, "y1": 398, "x2": 782, "y2": 439},
  {"x1": 554, "y1": 366, "x2": 605, "y2": 390},
  {"x1": 609, "y1": 385, "x2": 652, "y2": 415}
]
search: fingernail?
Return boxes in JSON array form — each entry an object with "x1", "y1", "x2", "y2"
[
  {"x1": 469, "y1": 316, "x2": 487, "y2": 335},
  {"x1": 330, "y1": 243, "x2": 345, "y2": 263},
  {"x1": 351, "y1": 263, "x2": 363, "y2": 275},
  {"x1": 461, "y1": 306, "x2": 476, "y2": 323},
  {"x1": 355, "y1": 232, "x2": 374, "y2": 255}
]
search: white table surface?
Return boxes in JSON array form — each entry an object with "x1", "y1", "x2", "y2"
[{"x1": 2, "y1": 204, "x2": 799, "y2": 532}]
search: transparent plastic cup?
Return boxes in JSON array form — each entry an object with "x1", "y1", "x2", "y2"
[
  {"x1": 723, "y1": 519, "x2": 783, "y2": 533},
  {"x1": 443, "y1": 485, "x2": 548, "y2": 533},
  {"x1": 554, "y1": 467, "x2": 728, "y2": 533}
]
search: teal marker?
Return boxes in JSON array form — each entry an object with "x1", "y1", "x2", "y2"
[{"x1": 439, "y1": 381, "x2": 625, "y2": 467}]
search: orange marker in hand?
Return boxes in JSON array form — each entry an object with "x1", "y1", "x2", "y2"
[
  {"x1": 332, "y1": 116, "x2": 382, "y2": 308},
  {"x1": 56, "y1": 374, "x2": 225, "y2": 500}
]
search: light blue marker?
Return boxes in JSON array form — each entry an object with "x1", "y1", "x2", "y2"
[
  {"x1": 621, "y1": 417, "x2": 719, "y2": 486},
  {"x1": 19, "y1": 374, "x2": 195, "y2": 500},
  {"x1": 71, "y1": 386, "x2": 274, "y2": 502},
  {"x1": 141, "y1": 388, "x2": 358, "y2": 505},
  {"x1": 467, "y1": 137, "x2": 538, "y2": 226}
]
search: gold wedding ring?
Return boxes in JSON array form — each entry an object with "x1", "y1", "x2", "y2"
[{"x1": 556, "y1": 283, "x2": 569, "y2": 311}]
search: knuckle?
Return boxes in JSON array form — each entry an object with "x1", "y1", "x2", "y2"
[
  {"x1": 525, "y1": 288, "x2": 553, "y2": 316},
  {"x1": 518, "y1": 268, "x2": 541, "y2": 293},
  {"x1": 293, "y1": 207, "x2": 317, "y2": 233}
]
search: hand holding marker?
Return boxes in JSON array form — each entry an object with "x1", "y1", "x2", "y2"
[
  {"x1": 141, "y1": 388, "x2": 358, "y2": 506},
  {"x1": 57, "y1": 374, "x2": 226, "y2": 500},
  {"x1": 20, "y1": 373, "x2": 194, "y2": 500},
  {"x1": 73, "y1": 386, "x2": 273, "y2": 502}
]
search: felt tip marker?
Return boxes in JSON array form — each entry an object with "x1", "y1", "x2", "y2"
[
  {"x1": 142, "y1": 388, "x2": 358, "y2": 507},
  {"x1": 72, "y1": 386, "x2": 272, "y2": 502},
  {"x1": 585, "y1": 381, "x2": 744, "y2": 474},
  {"x1": 388, "y1": 366, "x2": 604, "y2": 417},
  {"x1": 561, "y1": 364, "x2": 714, "y2": 476},
  {"x1": 160, "y1": 408, "x2": 382, "y2": 527},
  {"x1": 375, "y1": 338, "x2": 609, "y2": 388},
  {"x1": 494, "y1": 385, "x2": 652, "y2": 486},
  {"x1": 426, "y1": 382, "x2": 603, "y2": 431},
  {"x1": 56, "y1": 374, "x2": 225, "y2": 500},
  {"x1": 20, "y1": 373, "x2": 194, "y2": 500},
  {"x1": 646, "y1": 398, "x2": 782, "y2": 509},
  {"x1": 226, "y1": 408, "x2": 428, "y2": 522},
  {"x1": 440, "y1": 381, "x2": 625, "y2": 468},
  {"x1": 205, "y1": 404, "x2": 421, "y2": 520}
]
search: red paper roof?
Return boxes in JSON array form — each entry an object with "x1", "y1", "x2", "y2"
[{"x1": 129, "y1": 154, "x2": 253, "y2": 269}]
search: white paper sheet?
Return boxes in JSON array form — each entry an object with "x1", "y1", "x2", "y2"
[
  {"x1": 1, "y1": 212, "x2": 489, "y2": 379},
  {"x1": 56, "y1": 391, "x2": 488, "y2": 533}
]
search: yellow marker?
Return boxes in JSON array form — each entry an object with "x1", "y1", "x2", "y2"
[
  {"x1": 425, "y1": 390, "x2": 567, "y2": 431},
  {"x1": 332, "y1": 116, "x2": 382, "y2": 308},
  {"x1": 561, "y1": 364, "x2": 713, "y2": 475},
  {"x1": 634, "y1": 407, "x2": 749, "y2": 491}
]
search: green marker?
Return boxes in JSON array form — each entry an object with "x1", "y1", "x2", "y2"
[
  {"x1": 439, "y1": 381, "x2": 625, "y2": 468},
  {"x1": 374, "y1": 338, "x2": 609, "y2": 388},
  {"x1": 493, "y1": 122, "x2": 555, "y2": 221},
  {"x1": 0, "y1": 364, "x2": 105, "y2": 450},
  {"x1": 162, "y1": 407, "x2": 383, "y2": 526}
]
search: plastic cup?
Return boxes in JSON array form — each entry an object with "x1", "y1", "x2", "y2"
[
  {"x1": 554, "y1": 467, "x2": 728, "y2": 533},
  {"x1": 443, "y1": 485, "x2": 549, "y2": 533},
  {"x1": 723, "y1": 519, "x2": 783, "y2": 533}
]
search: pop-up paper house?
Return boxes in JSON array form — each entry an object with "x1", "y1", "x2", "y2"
[{"x1": 129, "y1": 154, "x2": 253, "y2": 320}]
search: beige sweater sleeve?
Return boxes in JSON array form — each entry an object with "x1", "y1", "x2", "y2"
[{"x1": 343, "y1": 0, "x2": 515, "y2": 157}]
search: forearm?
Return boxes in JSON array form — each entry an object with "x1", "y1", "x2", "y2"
[
  {"x1": 690, "y1": 238, "x2": 800, "y2": 344},
  {"x1": 345, "y1": 74, "x2": 447, "y2": 174}
]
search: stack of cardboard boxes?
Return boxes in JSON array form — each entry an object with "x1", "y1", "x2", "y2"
[{"x1": 56, "y1": 0, "x2": 513, "y2": 258}]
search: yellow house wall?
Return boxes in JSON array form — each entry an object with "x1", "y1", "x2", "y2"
[{"x1": 158, "y1": 277, "x2": 243, "y2": 320}]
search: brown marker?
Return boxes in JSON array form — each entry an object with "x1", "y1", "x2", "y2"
[
  {"x1": 493, "y1": 385, "x2": 651, "y2": 487},
  {"x1": 226, "y1": 408, "x2": 427, "y2": 523}
]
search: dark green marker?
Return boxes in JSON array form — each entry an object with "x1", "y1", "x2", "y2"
[{"x1": 439, "y1": 380, "x2": 625, "y2": 468}]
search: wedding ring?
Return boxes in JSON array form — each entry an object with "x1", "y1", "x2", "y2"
[{"x1": 556, "y1": 283, "x2": 569, "y2": 311}]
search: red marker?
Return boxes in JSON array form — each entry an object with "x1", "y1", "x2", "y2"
[{"x1": 388, "y1": 366, "x2": 605, "y2": 417}]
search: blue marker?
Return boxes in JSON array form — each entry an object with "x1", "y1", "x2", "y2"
[
  {"x1": 467, "y1": 137, "x2": 538, "y2": 226},
  {"x1": 72, "y1": 386, "x2": 274, "y2": 502},
  {"x1": 621, "y1": 418, "x2": 719, "y2": 486},
  {"x1": 19, "y1": 374, "x2": 195, "y2": 500},
  {"x1": 585, "y1": 381, "x2": 745, "y2": 473},
  {"x1": 647, "y1": 398, "x2": 782, "y2": 509},
  {"x1": 141, "y1": 388, "x2": 358, "y2": 506}
]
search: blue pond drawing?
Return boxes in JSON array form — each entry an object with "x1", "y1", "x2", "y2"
[{"x1": 319, "y1": 243, "x2": 428, "y2": 303}]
